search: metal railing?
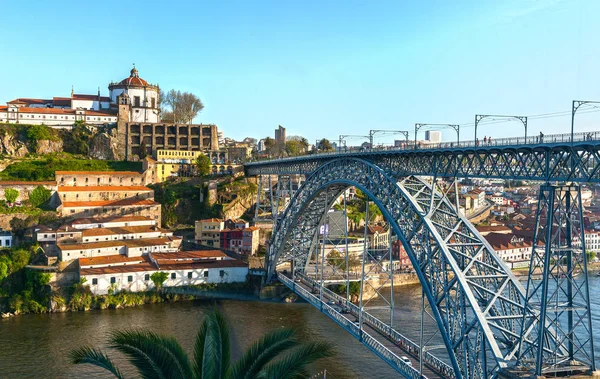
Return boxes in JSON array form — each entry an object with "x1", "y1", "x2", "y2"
[
  {"x1": 281, "y1": 272, "x2": 455, "y2": 378},
  {"x1": 247, "y1": 130, "x2": 600, "y2": 165}
]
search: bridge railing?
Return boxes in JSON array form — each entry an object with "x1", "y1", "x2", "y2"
[
  {"x1": 246, "y1": 130, "x2": 600, "y2": 165},
  {"x1": 286, "y1": 271, "x2": 455, "y2": 378},
  {"x1": 279, "y1": 272, "x2": 423, "y2": 379}
]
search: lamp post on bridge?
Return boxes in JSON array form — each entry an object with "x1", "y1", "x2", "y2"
[
  {"x1": 571, "y1": 100, "x2": 600, "y2": 145},
  {"x1": 368, "y1": 130, "x2": 410, "y2": 150},
  {"x1": 474, "y1": 115, "x2": 527, "y2": 145},
  {"x1": 338, "y1": 135, "x2": 369, "y2": 153},
  {"x1": 414, "y1": 123, "x2": 460, "y2": 148}
]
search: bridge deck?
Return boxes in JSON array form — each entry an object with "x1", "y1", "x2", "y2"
[{"x1": 245, "y1": 130, "x2": 600, "y2": 182}]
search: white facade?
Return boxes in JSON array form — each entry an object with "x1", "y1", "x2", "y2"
[
  {"x1": 71, "y1": 216, "x2": 156, "y2": 230},
  {"x1": 585, "y1": 230, "x2": 600, "y2": 253},
  {"x1": 108, "y1": 67, "x2": 160, "y2": 123},
  {"x1": 0, "y1": 232, "x2": 12, "y2": 248},
  {"x1": 0, "y1": 105, "x2": 117, "y2": 128}
]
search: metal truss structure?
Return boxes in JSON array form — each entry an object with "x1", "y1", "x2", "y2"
[
  {"x1": 254, "y1": 175, "x2": 275, "y2": 222},
  {"x1": 517, "y1": 185, "x2": 595, "y2": 375},
  {"x1": 249, "y1": 137, "x2": 598, "y2": 378},
  {"x1": 245, "y1": 134, "x2": 600, "y2": 183}
]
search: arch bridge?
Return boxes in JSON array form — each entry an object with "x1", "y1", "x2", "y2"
[{"x1": 244, "y1": 133, "x2": 598, "y2": 379}]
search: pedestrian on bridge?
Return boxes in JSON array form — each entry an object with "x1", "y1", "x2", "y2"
[
  {"x1": 488, "y1": 136, "x2": 492, "y2": 145},
  {"x1": 484, "y1": 136, "x2": 487, "y2": 144}
]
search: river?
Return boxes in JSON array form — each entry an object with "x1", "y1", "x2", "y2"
[{"x1": 1, "y1": 276, "x2": 600, "y2": 378}]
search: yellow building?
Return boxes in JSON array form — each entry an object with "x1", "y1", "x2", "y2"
[{"x1": 144, "y1": 149, "x2": 241, "y2": 183}]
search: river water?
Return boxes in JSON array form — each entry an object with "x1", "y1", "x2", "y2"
[{"x1": 1, "y1": 276, "x2": 600, "y2": 378}]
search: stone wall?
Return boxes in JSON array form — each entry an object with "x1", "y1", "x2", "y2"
[{"x1": 0, "y1": 181, "x2": 57, "y2": 202}]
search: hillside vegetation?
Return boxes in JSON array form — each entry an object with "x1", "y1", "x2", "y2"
[{"x1": 0, "y1": 156, "x2": 141, "y2": 181}]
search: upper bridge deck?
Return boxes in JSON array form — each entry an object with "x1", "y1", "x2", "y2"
[{"x1": 245, "y1": 130, "x2": 600, "y2": 183}]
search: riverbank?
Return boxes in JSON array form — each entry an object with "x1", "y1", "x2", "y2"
[{"x1": 2, "y1": 280, "x2": 262, "y2": 318}]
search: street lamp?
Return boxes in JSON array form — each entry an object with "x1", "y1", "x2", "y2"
[
  {"x1": 414, "y1": 123, "x2": 460, "y2": 148},
  {"x1": 369, "y1": 130, "x2": 409, "y2": 150},
  {"x1": 571, "y1": 100, "x2": 600, "y2": 145},
  {"x1": 474, "y1": 115, "x2": 527, "y2": 144}
]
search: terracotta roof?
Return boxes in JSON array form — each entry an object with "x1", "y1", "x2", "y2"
[
  {"x1": 58, "y1": 185, "x2": 151, "y2": 192},
  {"x1": 244, "y1": 226, "x2": 260, "y2": 231},
  {"x1": 475, "y1": 225, "x2": 511, "y2": 233},
  {"x1": 72, "y1": 94, "x2": 111, "y2": 102},
  {"x1": 80, "y1": 262, "x2": 158, "y2": 275},
  {"x1": 484, "y1": 232, "x2": 532, "y2": 251},
  {"x1": 157, "y1": 259, "x2": 248, "y2": 271},
  {"x1": 79, "y1": 255, "x2": 148, "y2": 267},
  {"x1": 59, "y1": 237, "x2": 174, "y2": 251},
  {"x1": 8, "y1": 98, "x2": 52, "y2": 105},
  {"x1": 198, "y1": 218, "x2": 223, "y2": 223},
  {"x1": 81, "y1": 225, "x2": 165, "y2": 237},
  {"x1": 61, "y1": 198, "x2": 158, "y2": 208},
  {"x1": 56, "y1": 171, "x2": 142, "y2": 175},
  {"x1": 151, "y1": 250, "x2": 228, "y2": 260},
  {"x1": 71, "y1": 216, "x2": 155, "y2": 224},
  {"x1": 0, "y1": 106, "x2": 7, "y2": 111}
]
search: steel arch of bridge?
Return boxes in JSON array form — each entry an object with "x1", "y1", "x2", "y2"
[{"x1": 267, "y1": 158, "x2": 557, "y2": 379}]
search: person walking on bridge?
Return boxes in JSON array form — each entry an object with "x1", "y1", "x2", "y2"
[{"x1": 483, "y1": 136, "x2": 487, "y2": 144}]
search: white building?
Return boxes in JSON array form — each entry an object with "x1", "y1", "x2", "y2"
[
  {"x1": 108, "y1": 66, "x2": 160, "y2": 123},
  {"x1": 484, "y1": 232, "x2": 532, "y2": 269},
  {"x1": 585, "y1": 230, "x2": 600, "y2": 253},
  {"x1": 425, "y1": 130, "x2": 442, "y2": 143},
  {"x1": 80, "y1": 250, "x2": 248, "y2": 295},
  {"x1": 0, "y1": 230, "x2": 12, "y2": 248},
  {"x1": 1, "y1": 65, "x2": 159, "y2": 127}
]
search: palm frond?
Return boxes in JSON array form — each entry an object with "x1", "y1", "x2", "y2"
[
  {"x1": 69, "y1": 346, "x2": 125, "y2": 379},
  {"x1": 201, "y1": 310, "x2": 229, "y2": 379},
  {"x1": 193, "y1": 317, "x2": 209, "y2": 377},
  {"x1": 228, "y1": 328, "x2": 297, "y2": 379},
  {"x1": 214, "y1": 309, "x2": 231, "y2": 378},
  {"x1": 259, "y1": 341, "x2": 336, "y2": 379},
  {"x1": 110, "y1": 329, "x2": 192, "y2": 379}
]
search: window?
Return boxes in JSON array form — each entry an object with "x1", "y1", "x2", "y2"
[
  {"x1": 128, "y1": 275, "x2": 133, "y2": 282},
  {"x1": 92, "y1": 278, "x2": 98, "y2": 285},
  {"x1": 145, "y1": 274, "x2": 150, "y2": 281},
  {"x1": 171, "y1": 273, "x2": 176, "y2": 279},
  {"x1": 110, "y1": 277, "x2": 116, "y2": 284},
  {"x1": 219, "y1": 270, "x2": 225, "y2": 277},
  {"x1": 134, "y1": 96, "x2": 141, "y2": 107},
  {"x1": 187, "y1": 272, "x2": 193, "y2": 279},
  {"x1": 204, "y1": 271, "x2": 209, "y2": 278},
  {"x1": 151, "y1": 98, "x2": 156, "y2": 108}
]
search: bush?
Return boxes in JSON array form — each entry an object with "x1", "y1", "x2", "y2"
[
  {"x1": 29, "y1": 186, "x2": 51, "y2": 207},
  {"x1": 25, "y1": 124, "x2": 59, "y2": 149},
  {"x1": 4, "y1": 188, "x2": 18, "y2": 203}
]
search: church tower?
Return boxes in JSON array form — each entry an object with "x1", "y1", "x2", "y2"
[{"x1": 116, "y1": 92, "x2": 131, "y2": 160}]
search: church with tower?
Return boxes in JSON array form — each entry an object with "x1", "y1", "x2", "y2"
[{"x1": 0, "y1": 65, "x2": 219, "y2": 160}]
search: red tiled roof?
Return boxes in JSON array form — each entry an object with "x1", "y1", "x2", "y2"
[
  {"x1": 198, "y1": 218, "x2": 223, "y2": 223},
  {"x1": 58, "y1": 185, "x2": 151, "y2": 192},
  {"x1": 71, "y1": 216, "x2": 155, "y2": 224},
  {"x1": 56, "y1": 171, "x2": 142, "y2": 175},
  {"x1": 59, "y1": 237, "x2": 173, "y2": 251},
  {"x1": 0, "y1": 106, "x2": 7, "y2": 111},
  {"x1": 117, "y1": 76, "x2": 149, "y2": 87},
  {"x1": 157, "y1": 259, "x2": 248, "y2": 271},
  {"x1": 61, "y1": 198, "x2": 158, "y2": 208},
  {"x1": 80, "y1": 262, "x2": 158, "y2": 275},
  {"x1": 8, "y1": 98, "x2": 52, "y2": 105},
  {"x1": 151, "y1": 250, "x2": 228, "y2": 260},
  {"x1": 72, "y1": 94, "x2": 111, "y2": 102},
  {"x1": 79, "y1": 255, "x2": 148, "y2": 267}
]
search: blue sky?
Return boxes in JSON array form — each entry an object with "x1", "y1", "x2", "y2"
[{"x1": 1, "y1": 0, "x2": 599, "y2": 144}]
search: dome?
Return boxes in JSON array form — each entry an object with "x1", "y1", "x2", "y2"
[{"x1": 115, "y1": 65, "x2": 150, "y2": 87}]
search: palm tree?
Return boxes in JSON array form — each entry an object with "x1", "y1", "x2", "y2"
[{"x1": 70, "y1": 309, "x2": 335, "y2": 379}]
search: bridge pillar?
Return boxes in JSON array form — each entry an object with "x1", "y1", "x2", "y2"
[
  {"x1": 518, "y1": 184, "x2": 596, "y2": 376},
  {"x1": 254, "y1": 175, "x2": 275, "y2": 223}
]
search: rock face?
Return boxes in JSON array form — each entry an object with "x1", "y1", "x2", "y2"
[
  {"x1": 89, "y1": 131, "x2": 121, "y2": 160},
  {"x1": 36, "y1": 139, "x2": 63, "y2": 154},
  {"x1": 0, "y1": 133, "x2": 29, "y2": 157}
]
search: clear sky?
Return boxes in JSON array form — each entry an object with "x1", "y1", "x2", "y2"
[{"x1": 1, "y1": 0, "x2": 599, "y2": 144}]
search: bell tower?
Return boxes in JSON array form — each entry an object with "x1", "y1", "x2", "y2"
[{"x1": 116, "y1": 92, "x2": 131, "y2": 160}]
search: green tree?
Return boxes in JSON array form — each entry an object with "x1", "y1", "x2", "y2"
[
  {"x1": 317, "y1": 138, "x2": 333, "y2": 152},
  {"x1": 150, "y1": 271, "x2": 169, "y2": 289},
  {"x1": 29, "y1": 185, "x2": 51, "y2": 207},
  {"x1": 586, "y1": 250, "x2": 597, "y2": 262},
  {"x1": 263, "y1": 137, "x2": 278, "y2": 157},
  {"x1": 195, "y1": 154, "x2": 211, "y2": 177},
  {"x1": 70, "y1": 309, "x2": 334, "y2": 379},
  {"x1": 4, "y1": 188, "x2": 18, "y2": 203}
]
